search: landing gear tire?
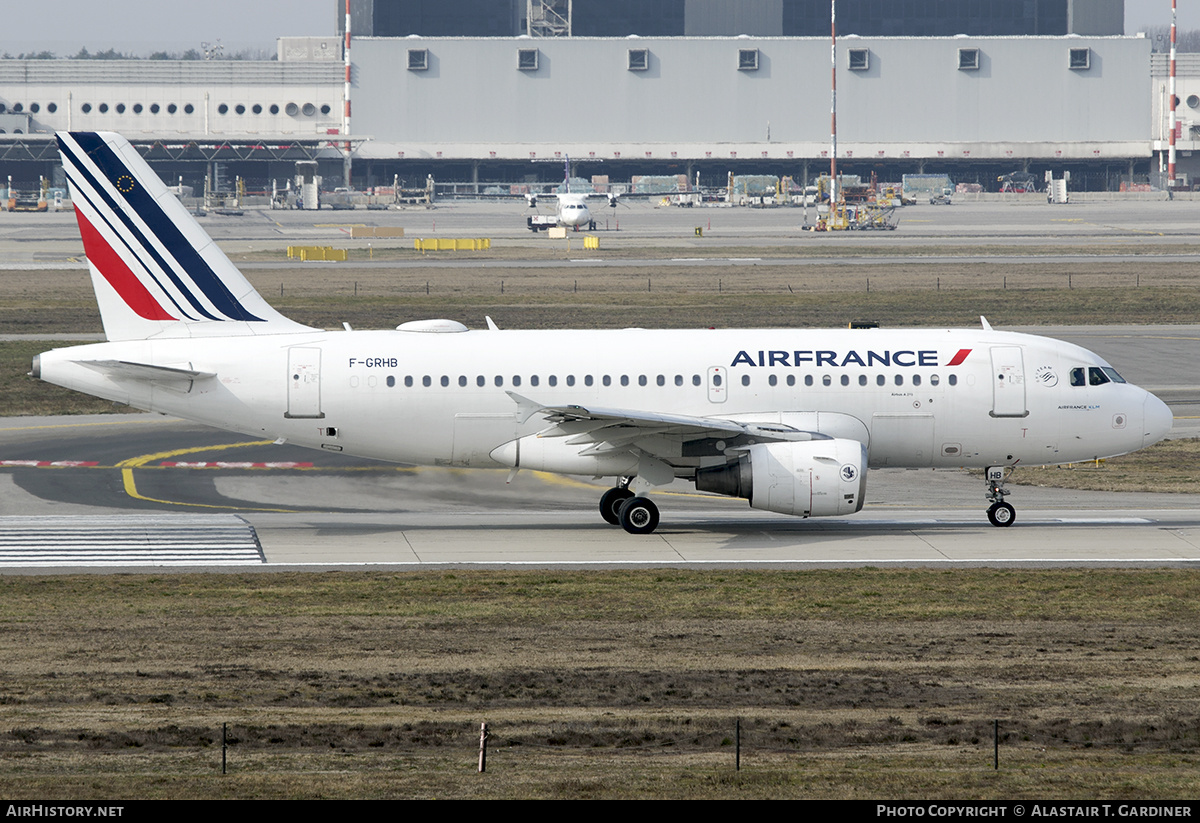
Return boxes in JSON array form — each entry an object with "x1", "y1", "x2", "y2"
[
  {"x1": 618, "y1": 496, "x2": 660, "y2": 535},
  {"x1": 987, "y1": 501, "x2": 1016, "y2": 528},
  {"x1": 599, "y1": 487, "x2": 635, "y2": 526}
]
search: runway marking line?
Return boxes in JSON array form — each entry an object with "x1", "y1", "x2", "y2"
[
  {"x1": 0, "y1": 460, "x2": 98, "y2": 468},
  {"x1": 118, "y1": 440, "x2": 298, "y2": 512}
]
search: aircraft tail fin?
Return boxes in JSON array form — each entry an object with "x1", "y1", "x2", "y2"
[{"x1": 57, "y1": 131, "x2": 313, "y2": 341}]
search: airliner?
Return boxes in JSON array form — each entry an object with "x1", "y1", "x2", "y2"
[
  {"x1": 34, "y1": 132, "x2": 1173, "y2": 534},
  {"x1": 525, "y1": 156, "x2": 617, "y2": 229}
]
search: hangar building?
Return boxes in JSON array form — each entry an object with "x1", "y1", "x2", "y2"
[{"x1": 0, "y1": 0, "x2": 1187, "y2": 193}]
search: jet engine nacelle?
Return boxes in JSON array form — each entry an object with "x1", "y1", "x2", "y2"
[
  {"x1": 525, "y1": 193, "x2": 538, "y2": 208},
  {"x1": 695, "y1": 438, "x2": 867, "y2": 518},
  {"x1": 489, "y1": 434, "x2": 640, "y2": 477}
]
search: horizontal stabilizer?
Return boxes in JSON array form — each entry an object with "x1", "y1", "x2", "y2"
[{"x1": 75, "y1": 359, "x2": 216, "y2": 384}]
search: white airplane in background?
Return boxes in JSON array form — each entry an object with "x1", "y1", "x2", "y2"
[
  {"x1": 36, "y1": 132, "x2": 1173, "y2": 534},
  {"x1": 525, "y1": 156, "x2": 618, "y2": 229}
]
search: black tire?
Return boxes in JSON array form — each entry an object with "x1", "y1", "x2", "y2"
[
  {"x1": 618, "y1": 496, "x2": 660, "y2": 535},
  {"x1": 987, "y1": 502, "x2": 1016, "y2": 527},
  {"x1": 599, "y1": 487, "x2": 634, "y2": 526}
]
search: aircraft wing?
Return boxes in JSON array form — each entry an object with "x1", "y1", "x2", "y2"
[{"x1": 508, "y1": 392, "x2": 829, "y2": 479}]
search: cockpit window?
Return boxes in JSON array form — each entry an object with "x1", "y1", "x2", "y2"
[
  {"x1": 1101, "y1": 367, "x2": 1126, "y2": 384},
  {"x1": 1070, "y1": 367, "x2": 1085, "y2": 387},
  {"x1": 1088, "y1": 367, "x2": 1110, "y2": 386}
]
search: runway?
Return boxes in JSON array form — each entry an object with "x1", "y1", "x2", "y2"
[
  {"x1": 11, "y1": 198, "x2": 1200, "y2": 270},
  {"x1": 0, "y1": 385, "x2": 1196, "y2": 569},
  {"x1": 2, "y1": 200, "x2": 1199, "y2": 570}
]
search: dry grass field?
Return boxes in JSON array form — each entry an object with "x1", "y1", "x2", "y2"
[{"x1": 1, "y1": 570, "x2": 1199, "y2": 799}]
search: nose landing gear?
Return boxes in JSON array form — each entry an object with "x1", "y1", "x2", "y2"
[{"x1": 985, "y1": 465, "x2": 1016, "y2": 527}]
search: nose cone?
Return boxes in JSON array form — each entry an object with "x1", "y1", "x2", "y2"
[{"x1": 1143, "y1": 392, "x2": 1173, "y2": 447}]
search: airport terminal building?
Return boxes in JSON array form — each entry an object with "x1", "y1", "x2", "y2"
[{"x1": 0, "y1": 0, "x2": 1191, "y2": 193}]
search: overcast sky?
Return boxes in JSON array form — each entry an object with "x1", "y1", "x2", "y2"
[{"x1": 1, "y1": 1, "x2": 1196, "y2": 57}]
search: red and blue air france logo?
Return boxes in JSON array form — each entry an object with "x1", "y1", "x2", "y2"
[{"x1": 57, "y1": 132, "x2": 264, "y2": 324}]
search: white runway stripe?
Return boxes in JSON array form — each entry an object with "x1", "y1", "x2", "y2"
[{"x1": 0, "y1": 515, "x2": 264, "y2": 566}]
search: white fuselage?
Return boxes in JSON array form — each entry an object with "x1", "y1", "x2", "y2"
[
  {"x1": 37, "y1": 327, "x2": 1171, "y2": 475},
  {"x1": 556, "y1": 194, "x2": 592, "y2": 228}
]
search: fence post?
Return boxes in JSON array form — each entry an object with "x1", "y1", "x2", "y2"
[{"x1": 478, "y1": 722, "x2": 489, "y2": 773}]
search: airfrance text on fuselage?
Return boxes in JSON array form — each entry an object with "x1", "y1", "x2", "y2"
[{"x1": 730, "y1": 349, "x2": 970, "y2": 369}]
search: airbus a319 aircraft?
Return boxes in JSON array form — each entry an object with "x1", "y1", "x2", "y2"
[{"x1": 35, "y1": 132, "x2": 1173, "y2": 534}]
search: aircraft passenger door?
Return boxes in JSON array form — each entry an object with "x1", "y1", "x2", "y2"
[
  {"x1": 285, "y1": 346, "x2": 325, "y2": 419},
  {"x1": 989, "y1": 346, "x2": 1028, "y2": 418},
  {"x1": 707, "y1": 366, "x2": 727, "y2": 403}
]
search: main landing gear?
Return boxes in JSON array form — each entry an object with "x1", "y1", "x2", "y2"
[
  {"x1": 985, "y1": 466, "x2": 1016, "y2": 527},
  {"x1": 599, "y1": 480, "x2": 660, "y2": 535}
]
